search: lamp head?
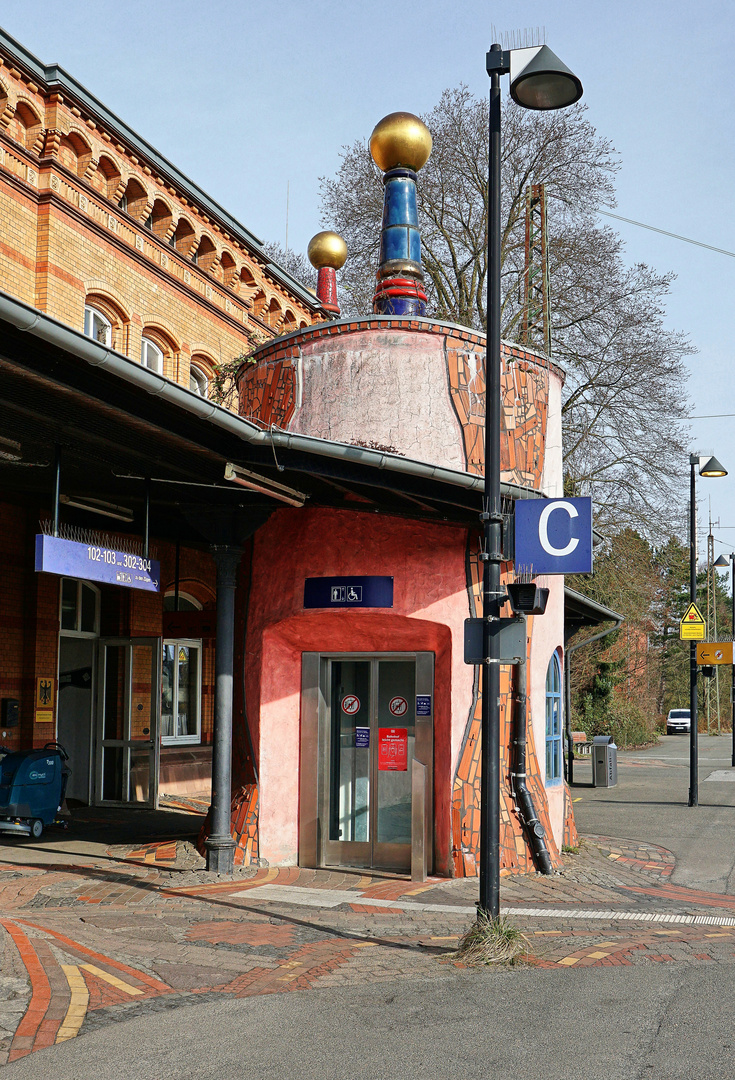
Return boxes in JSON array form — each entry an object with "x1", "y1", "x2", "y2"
[
  {"x1": 699, "y1": 455, "x2": 728, "y2": 478},
  {"x1": 509, "y1": 45, "x2": 583, "y2": 111},
  {"x1": 714, "y1": 555, "x2": 730, "y2": 568}
]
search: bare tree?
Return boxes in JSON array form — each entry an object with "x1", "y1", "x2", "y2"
[
  {"x1": 320, "y1": 86, "x2": 691, "y2": 537},
  {"x1": 262, "y1": 241, "x2": 318, "y2": 292}
]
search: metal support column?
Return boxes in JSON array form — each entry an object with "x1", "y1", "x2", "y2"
[
  {"x1": 205, "y1": 546, "x2": 241, "y2": 873},
  {"x1": 479, "y1": 44, "x2": 506, "y2": 921},
  {"x1": 689, "y1": 459, "x2": 699, "y2": 807}
]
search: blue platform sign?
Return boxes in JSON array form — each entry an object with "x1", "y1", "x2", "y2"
[
  {"x1": 35, "y1": 534, "x2": 160, "y2": 592},
  {"x1": 304, "y1": 576, "x2": 394, "y2": 609},
  {"x1": 514, "y1": 497, "x2": 593, "y2": 575}
]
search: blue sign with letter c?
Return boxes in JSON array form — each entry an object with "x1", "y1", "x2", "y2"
[{"x1": 514, "y1": 497, "x2": 593, "y2": 575}]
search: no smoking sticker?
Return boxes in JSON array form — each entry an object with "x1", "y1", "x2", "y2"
[
  {"x1": 389, "y1": 696, "x2": 408, "y2": 717},
  {"x1": 341, "y1": 695, "x2": 361, "y2": 715}
]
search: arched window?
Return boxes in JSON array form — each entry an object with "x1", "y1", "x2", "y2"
[
  {"x1": 57, "y1": 131, "x2": 92, "y2": 178},
  {"x1": 145, "y1": 198, "x2": 173, "y2": 240},
  {"x1": 192, "y1": 235, "x2": 216, "y2": 272},
  {"x1": 163, "y1": 591, "x2": 202, "y2": 612},
  {"x1": 12, "y1": 100, "x2": 43, "y2": 153},
  {"x1": 60, "y1": 578, "x2": 100, "y2": 636},
  {"x1": 264, "y1": 298, "x2": 282, "y2": 329},
  {"x1": 117, "y1": 177, "x2": 148, "y2": 219},
  {"x1": 170, "y1": 217, "x2": 196, "y2": 258},
  {"x1": 189, "y1": 365, "x2": 208, "y2": 397},
  {"x1": 545, "y1": 652, "x2": 563, "y2": 784},
  {"x1": 91, "y1": 154, "x2": 122, "y2": 200},
  {"x1": 141, "y1": 336, "x2": 164, "y2": 374},
  {"x1": 84, "y1": 305, "x2": 112, "y2": 346}
]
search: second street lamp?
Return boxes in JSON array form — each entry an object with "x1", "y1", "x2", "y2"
[
  {"x1": 689, "y1": 454, "x2": 727, "y2": 808},
  {"x1": 480, "y1": 42, "x2": 582, "y2": 920}
]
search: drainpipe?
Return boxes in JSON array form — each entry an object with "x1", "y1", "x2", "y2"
[
  {"x1": 564, "y1": 617, "x2": 623, "y2": 784},
  {"x1": 511, "y1": 614, "x2": 553, "y2": 875}
]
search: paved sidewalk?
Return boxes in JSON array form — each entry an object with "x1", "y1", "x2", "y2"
[{"x1": 3, "y1": 822, "x2": 735, "y2": 1066}]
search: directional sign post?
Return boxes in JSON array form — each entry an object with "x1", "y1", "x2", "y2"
[
  {"x1": 696, "y1": 642, "x2": 734, "y2": 665},
  {"x1": 680, "y1": 602, "x2": 706, "y2": 641}
]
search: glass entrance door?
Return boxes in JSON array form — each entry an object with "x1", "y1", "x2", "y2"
[
  {"x1": 95, "y1": 638, "x2": 160, "y2": 807},
  {"x1": 320, "y1": 654, "x2": 433, "y2": 872}
]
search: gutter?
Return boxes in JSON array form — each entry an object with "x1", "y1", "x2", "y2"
[{"x1": 0, "y1": 291, "x2": 547, "y2": 504}]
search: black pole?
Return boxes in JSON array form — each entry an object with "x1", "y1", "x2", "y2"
[
  {"x1": 53, "y1": 443, "x2": 61, "y2": 538},
  {"x1": 479, "y1": 43, "x2": 506, "y2": 921},
  {"x1": 689, "y1": 457, "x2": 699, "y2": 807},
  {"x1": 205, "y1": 546, "x2": 240, "y2": 873},
  {"x1": 143, "y1": 477, "x2": 150, "y2": 560},
  {"x1": 731, "y1": 553, "x2": 735, "y2": 767},
  {"x1": 174, "y1": 536, "x2": 180, "y2": 612}
]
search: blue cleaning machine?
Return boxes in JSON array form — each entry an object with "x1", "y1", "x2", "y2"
[{"x1": 0, "y1": 742, "x2": 70, "y2": 839}]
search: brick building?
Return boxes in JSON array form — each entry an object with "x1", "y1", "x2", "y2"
[
  {"x1": 0, "y1": 26, "x2": 326, "y2": 805},
  {"x1": 0, "y1": 32, "x2": 617, "y2": 878}
]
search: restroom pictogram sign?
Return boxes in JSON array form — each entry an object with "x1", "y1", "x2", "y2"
[{"x1": 378, "y1": 728, "x2": 407, "y2": 771}]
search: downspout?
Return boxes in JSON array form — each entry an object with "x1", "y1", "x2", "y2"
[
  {"x1": 564, "y1": 618, "x2": 623, "y2": 784},
  {"x1": 511, "y1": 614, "x2": 553, "y2": 875}
]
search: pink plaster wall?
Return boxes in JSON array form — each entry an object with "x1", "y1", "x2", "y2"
[
  {"x1": 245, "y1": 507, "x2": 474, "y2": 870},
  {"x1": 290, "y1": 331, "x2": 466, "y2": 470}
]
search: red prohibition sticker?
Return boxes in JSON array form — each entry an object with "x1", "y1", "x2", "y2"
[
  {"x1": 389, "y1": 696, "x2": 408, "y2": 717},
  {"x1": 341, "y1": 694, "x2": 360, "y2": 715}
]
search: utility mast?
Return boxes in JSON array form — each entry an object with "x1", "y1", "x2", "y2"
[{"x1": 521, "y1": 183, "x2": 551, "y2": 358}]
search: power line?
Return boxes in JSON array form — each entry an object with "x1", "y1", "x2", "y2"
[
  {"x1": 598, "y1": 209, "x2": 735, "y2": 259},
  {"x1": 688, "y1": 413, "x2": 735, "y2": 419}
]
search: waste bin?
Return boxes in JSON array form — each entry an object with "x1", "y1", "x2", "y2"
[{"x1": 592, "y1": 735, "x2": 618, "y2": 788}]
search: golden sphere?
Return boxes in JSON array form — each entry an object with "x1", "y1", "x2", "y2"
[
  {"x1": 307, "y1": 231, "x2": 348, "y2": 270},
  {"x1": 369, "y1": 112, "x2": 432, "y2": 172}
]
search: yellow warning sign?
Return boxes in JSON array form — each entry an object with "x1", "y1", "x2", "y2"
[
  {"x1": 696, "y1": 642, "x2": 734, "y2": 665},
  {"x1": 680, "y1": 602, "x2": 706, "y2": 640}
]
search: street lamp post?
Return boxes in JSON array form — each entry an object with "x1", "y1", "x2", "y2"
[
  {"x1": 480, "y1": 43, "x2": 582, "y2": 920},
  {"x1": 688, "y1": 453, "x2": 727, "y2": 808}
]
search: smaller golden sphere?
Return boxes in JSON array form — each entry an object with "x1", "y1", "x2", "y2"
[
  {"x1": 307, "y1": 231, "x2": 348, "y2": 270},
  {"x1": 369, "y1": 112, "x2": 433, "y2": 172}
]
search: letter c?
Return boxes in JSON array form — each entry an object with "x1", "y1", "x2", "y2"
[{"x1": 539, "y1": 501, "x2": 580, "y2": 558}]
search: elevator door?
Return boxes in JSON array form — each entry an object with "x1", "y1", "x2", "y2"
[{"x1": 319, "y1": 654, "x2": 433, "y2": 872}]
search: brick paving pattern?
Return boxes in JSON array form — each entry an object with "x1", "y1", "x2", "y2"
[{"x1": 2, "y1": 831, "x2": 735, "y2": 1064}]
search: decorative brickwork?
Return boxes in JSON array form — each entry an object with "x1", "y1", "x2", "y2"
[
  {"x1": 451, "y1": 532, "x2": 563, "y2": 876},
  {"x1": 197, "y1": 783, "x2": 259, "y2": 867}
]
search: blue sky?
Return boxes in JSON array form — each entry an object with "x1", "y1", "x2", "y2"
[{"x1": 3, "y1": 0, "x2": 735, "y2": 562}]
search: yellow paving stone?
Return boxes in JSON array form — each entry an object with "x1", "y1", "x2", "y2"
[
  {"x1": 586, "y1": 951, "x2": 611, "y2": 959},
  {"x1": 534, "y1": 931, "x2": 563, "y2": 936},
  {"x1": 80, "y1": 963, "x2": 144, "y2": 996},
  {"x1": 557, "y1": 957, "x2": 579, "y2": 966},
  {"x1": 705, "y1": 933, "x2": 731, "y2": 938},
  {"x1": 57, "y1": 965, "x2": 89, "y2": 1042}
]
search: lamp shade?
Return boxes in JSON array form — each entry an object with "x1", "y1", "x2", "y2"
[
  {"x1": 510, "y1": 45, "x2": 583, "y2": 111},
  {"x1": 714, "y1": 555, "x2": 730, "y2": 568},
  {"x1": 699, "y1": 455, "x2": 728, "y2": 477}
]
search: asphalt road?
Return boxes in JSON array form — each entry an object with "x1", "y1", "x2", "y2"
[
  {"x1": 573, "y1": 733, "x2": 735, "y2": 893},
  {"x1": 2, "y1": 963, "x2": 733, "y2": 1080}
]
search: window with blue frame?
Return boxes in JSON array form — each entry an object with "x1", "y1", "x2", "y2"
[{"x1": 545, "y1": 652, "x2": 563, "y2": 783}]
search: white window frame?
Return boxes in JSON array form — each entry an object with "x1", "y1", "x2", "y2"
[
  {"x1": 161, "y1": 638, "x2": 202, "y2": 746},
  {"x1": 59, "y1": 578, "x2": 100, "y2": 638},
  {"x1": 84, "y1": 305, "x2": 111, "y2": 347},
  {"x1": 141, "y1": 337, "x2": 164, "y2": 374},
  {"x1": 189, "y1": 365, "x2": 208, "y2": 397}
]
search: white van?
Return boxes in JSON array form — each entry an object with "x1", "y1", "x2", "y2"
[{"x1": 666, "y1": 708, "x2": 691, "y2": 735}]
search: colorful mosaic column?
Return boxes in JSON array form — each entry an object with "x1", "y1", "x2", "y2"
[
  {"x1": 307, "y1": 231, "x2": 347, "y2": 316},
  {"x1": 369, "y1": 112, "x2": 432, "y2": 316}
]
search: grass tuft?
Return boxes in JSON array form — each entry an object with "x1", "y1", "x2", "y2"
[{"x1": 450, "y1": 911, "x2": 528, "y2": 966}]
